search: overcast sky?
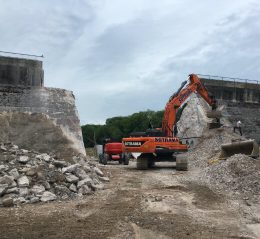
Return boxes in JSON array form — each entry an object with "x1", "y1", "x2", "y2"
[{"x1": 0, "y1": 0, "x2": 259, "y2": 124}]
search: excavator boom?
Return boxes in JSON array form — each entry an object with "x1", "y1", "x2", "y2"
[{"x1": 162, "y1": 74, "x2": 217, "y2": 136}]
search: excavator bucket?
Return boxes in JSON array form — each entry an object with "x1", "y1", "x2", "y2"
[{"x1": 219, "y1": 139, "x2": 259, "y2": 159}]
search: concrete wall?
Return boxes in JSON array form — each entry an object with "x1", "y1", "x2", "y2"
[
  {"x1": 201, "y1": 78, "x2": 260, "y2": 103},
  {"x1": 200, "y1": 77, "x2": 260, "y2": 143},
  {"x1": 0, "y1": 56, "x2": 43, "y2": 87},
  {"x1": 0, "y1": 56, "x2": 85, "y2": 159}
]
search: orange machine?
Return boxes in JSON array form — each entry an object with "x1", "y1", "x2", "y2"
[
  {"x1": 99, "y1": 139, "x2": 129, "y2": 165},
  {"x1": 122, "y1": 74, "x2": 219, "y2": 169}
]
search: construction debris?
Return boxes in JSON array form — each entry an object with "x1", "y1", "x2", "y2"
[
  {"x1": 200, "y1": 154, "x2": 260, "y2": 201},
  {"x1": 0, "y1": 142, "x2": 105, "y2": 207},
  {"x1": 182, "y1": 128, "x2": 260, "y2": 202}
]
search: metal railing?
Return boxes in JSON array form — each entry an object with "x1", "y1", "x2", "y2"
[
  {"x1": 0, "y1": 50, "x2": 44, "y2": 59},
  {"x1": 197, "y1": 74, "x2": 259, "y2": 85}
]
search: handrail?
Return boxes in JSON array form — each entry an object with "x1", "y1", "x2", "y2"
[
  {"x1": 197, "y1": 74, "x2": 259, "y2": 85},
  {"x1": 0, "y1": 50, "x2": 44, "y2": 59}
]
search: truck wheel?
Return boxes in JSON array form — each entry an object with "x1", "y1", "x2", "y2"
[
  {"x1": 136, "y1": 154, "x2": 149, "y2": 170},
  {"x1": 148, "y1": 159, "x2": 155, "y2": 168},
  {"x1": 176, "y1": 155, "x2": 188, "y2": 171},
  {"x1": 119, "y1": 154, "x2": 123, "y2": 164},
  {"x1": 98, "y1": 154, "x2": 103, "y2": 164},
  {"x1": 103, "y1": 153, "x2": 109, "y2": 165},
  {"x1": 123, "y1": 154, "x2": 129, "y2": 165}
]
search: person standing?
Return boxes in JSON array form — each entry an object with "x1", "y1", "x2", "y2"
[{"x1": 233, "y1": 120, "x2": 242, "y2": 136}]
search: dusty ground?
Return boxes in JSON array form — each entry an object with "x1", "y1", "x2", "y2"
[{"x1": 0, "y1": 160, "x2": 259, "y2": 239}]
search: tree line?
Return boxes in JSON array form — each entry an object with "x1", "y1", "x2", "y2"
[
  {"x1": 81, "y1": 110, "x2": 164, "y2": 147},
  {"x1": 81, "y1": 103, "x2": 187, "y2": 148}
]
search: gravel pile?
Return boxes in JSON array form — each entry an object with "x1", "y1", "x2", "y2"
[
  {"x1": 185, "y1": 128, "x2": 236, "y2": 169},
  {"x1": 182, "y1": 128, "x2": 260, "y2": 201},
  {"x1": 198, "y1": 154, "x2": 260, "y2": 200},
  {"x1": 176, "y1": 95, "x2": 260, "y2": 206},
  {"x1": 0, "y1": 143, "x2": 109, "y2": 207}
]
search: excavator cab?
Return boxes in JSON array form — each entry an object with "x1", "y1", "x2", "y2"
[{"x1": 130, "y1": 129, "x2": 165, "y2": 137}]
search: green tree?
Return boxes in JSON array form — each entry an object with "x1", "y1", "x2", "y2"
[{"x1": 81, "y1": 110, "x2": 164, "y2": 147}]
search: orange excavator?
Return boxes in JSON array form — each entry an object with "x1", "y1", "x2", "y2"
[{"x1": 122, "y1": 74, "x2": 221, "y2": 170}]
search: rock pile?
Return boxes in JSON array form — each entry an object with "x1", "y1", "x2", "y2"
[
  {"x1": 182, "y1": 128, "x2": 260, "y2": 201},
  {"x1": 199, "y1": 154, "x2": 260, "y2": 200},
  {"x1": 185, "y1": 128, "x2": 236, "y2": 169},
  {"x1": 0, "y1": 143, "x2": 109, "y2": 207}
]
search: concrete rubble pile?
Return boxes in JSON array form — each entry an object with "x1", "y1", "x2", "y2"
[
  {"x1": 185, "y1": 129, "x2": 234, "y2": 168},
  {"x1": 0, "y1": 142, "x2": 109, "y2": 207},
  {"x1": 178, "y1": 95, "x2": 260, "y2": 201},
  {"x1": 183, "y1": 129, "x2": 260, "y2": 201},
  {"x1": 201, "y1": 154, "x2": 260, "y2": 201}
]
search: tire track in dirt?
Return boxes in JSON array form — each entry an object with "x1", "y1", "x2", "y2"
[{"x1": 0, "y1": 161, "x2": 256, "y2": 239}]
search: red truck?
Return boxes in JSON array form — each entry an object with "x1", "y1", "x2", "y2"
[{"x1": 99, "y1": 139, "x2": 129, "y2": 165}]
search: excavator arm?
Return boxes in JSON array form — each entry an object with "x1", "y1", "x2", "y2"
[{"x1": 162, "y1": 74, "x2": 217, "y2": 137}]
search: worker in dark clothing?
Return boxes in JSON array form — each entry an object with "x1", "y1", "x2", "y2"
[{"x1": 233, "y1": 120, "x2": 242, "y2": 136}]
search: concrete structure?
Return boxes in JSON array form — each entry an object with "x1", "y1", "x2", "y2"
[
  {"x1": 0, "y1": 56, "x2": 43, "y2": 87},
  {"x1": 200, "y1": 75, "x2": 260, "y2": 143},
  {"x1": 200, "y1": 76, "x2": 260, "y2": 103},
  {"x1": 0, "y1": 56, "x2": 85, "y2": 159}
]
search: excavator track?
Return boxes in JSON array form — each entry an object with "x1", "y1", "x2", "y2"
[{"x1": 136, "y1": 153, "x2": 154, "y2": 170}]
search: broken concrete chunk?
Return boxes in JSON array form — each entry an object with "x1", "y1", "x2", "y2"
[
  {"x1": 0, "y1": 165, "x2": 9, "y2": 172},
  {"x1": 47, "y1": 171, "x2": 65, "y2": 183},
  {"x1": 30, "y1": 197, "x2": 40, "y2": 203},
  {"x1": 0, "y1": 184, "x2": 8, "y2": 196},
  {"x1": 12, "y1": 145, "x2": 19, "y2": 150},
  {"x1": 0, "y1": 145, "x2": 7, "y2": 151},
  {"x1": 43, "y1": 154, "x2": 51, "y2": 162},
  {"x1": 36, "y1": 153, "x2": 51, "y2": 162},
  {"x1": 0, "y1": 175, "x2": 16, "y2": 186},
  {"x1": 83, "y1": 165, "x2": 91, "y2": 173},
  {"x1": 18, "y1": 176, "x2": 30, "y2": 187},
  {"x1": 49, "y1": 164, "x2": 55, "y2": 169},
  {"x1": 90, "y1": 182, "x2": 104, "y2": 191},
  {"x1": 16, "y1": 197, "x2": 26, "y2": 204},
  {"x1": 18, "y1": 156, "x2": 29, "y2": 164},
  {"x1": 77, "y1": 176, "x2": 93, "y2": 188},
  {"x1": 69, "y1": 184, "x2": 77, "y2": 193},
  {"x1": 98, "y1": 176, "x2": 110, "y2": 182},
  {"x1": 41, "y1": 191, "x2": 57, "y2": 202},
  {"x1": 6, "y1": 187, "x2": 19, "y2": 194},
  {"x1": 75, "y1": 168, "x2": 88, "y2": 180},
  {"x1": 53, "y1": 160, "x2": 67, "y2": 168},
  {"x1": 94, "y1": 167, "x2": 104, "y2": 177},
  {"x1": 21, "y1": 149, "x2": 29, "y2": 154},
  {"x1": 62, "y1": 164, "x2": 81, "y2": 174},
  {"x1": 2, "y1": 197, "x2": 14, "y2": 207},
  {"x1": 65, "y1": 174, "x2": 79, "y2": 183},
  {"x1": 78, "y1": 185, "x2": 91, "y2": 195},
  {"x1": 31, "y1": 185, "x2": 45, "y2": 195},
  {"x1": 54, "y1": 185, "x2": 71, "y2": 197},
  {"x1": 25, "y1": 167, "x2": 37, "y2": 176},
  {"x1": 9, "y1": 168, "x2": 20, "y2": 180},
  {"x1": 19, "y1": 187, "x2": 29, "y2": 197},
  {"x1": 41, "y1": 181, "x2": 51, "y2": 190}
]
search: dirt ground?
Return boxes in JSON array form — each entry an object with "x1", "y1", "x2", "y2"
[{"x1": 0, "y1": 160, "x2": 258, "y2": 239}]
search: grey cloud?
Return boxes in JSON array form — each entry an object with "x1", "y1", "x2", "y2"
[{"x1": 1, "y1": 0, "x2": 260, "y2": 124}]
